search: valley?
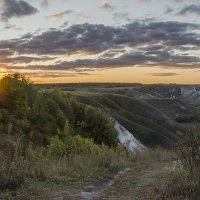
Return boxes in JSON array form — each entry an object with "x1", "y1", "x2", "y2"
[
  {"x1": 0, "y1": 76, "x2": 199, "y2": 200},
  {"x1": 40, "y1": 83, "x2": 200, "y2": 148}
]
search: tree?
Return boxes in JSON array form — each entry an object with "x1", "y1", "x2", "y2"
[
  {"x1": 0, "y1": 73, "x2": 33, "y2": 117},
  {"x1": 83, "y1": 105, "x2": 117, "y2": 147}
]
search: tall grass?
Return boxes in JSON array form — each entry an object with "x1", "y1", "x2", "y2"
[
  {"x1": 0, "y1": 137, "x2": 177, "y2": 199},
  {"x1": 0, "y1": 139, "x2": 129, "y2": 199},
  {"x1": 130, "y1": 147, "x2": 175, "y2": 164},
  {"x1": 152, "y1": 133, "x2": 200, "y2": 200}
]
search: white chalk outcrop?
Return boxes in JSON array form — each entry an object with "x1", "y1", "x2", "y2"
[
  {"x1": 181, "y1": 87, "x2": 200, "y2": 102},
  {"x1": 114, "y1": 121, "x2": 145, "y2": 152}
]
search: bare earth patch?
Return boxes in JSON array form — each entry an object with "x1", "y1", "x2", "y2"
[
  {"x1": 43, "y1": 162, "x2": 169, "y2": 200},
  {"x1": 98, "y1": 162, "x2": 168, "y2": 200}
]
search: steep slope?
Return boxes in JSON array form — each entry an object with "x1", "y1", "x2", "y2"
[
  {"x1": 75, "y1": 93, "x2": 179, "y2": 147},
  {"x1": 40, "y1": 83, "x2": 200, "y2": 148},
  {"x1": 115, "y1": 121, "x2": 145, "y2": 152}
]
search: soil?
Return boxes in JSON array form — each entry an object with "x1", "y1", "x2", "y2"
[
  {"x1": 98, "y1": 162, "x2": 168, "y2": 200},
  {"x1": 44, "y1": 162, "x2": 169, "y2": 200}
]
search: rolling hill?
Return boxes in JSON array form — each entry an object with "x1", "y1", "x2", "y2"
[{"x1": 39, "y1": 83, "x2": 200, "y2": 147}]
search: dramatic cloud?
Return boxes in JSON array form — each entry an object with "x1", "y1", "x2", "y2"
[
  {"x1": 0, "y1": 0, "x2": 38, "y2": 21},
  {"x1": 4, "y1": 50, "x2": 200, "y2": 72},
  {"x1": 178, "y1": 4, "x2": 200, "y2": 16},
  {"x1": 0, "y1": 55, "x2": 55, "y2": 64},
  {"x1": 47, "y1": 10, "x2": 73, "y2": 20},
  {"x1": 0, "y1": 21, "x2": 200, "y2": 72},
  {"x1": 2, "y1": 21, "x2": 199, "y2": 55},
  {"x1": 0, "y1": 49, "x2": 14, "y2": 57}
]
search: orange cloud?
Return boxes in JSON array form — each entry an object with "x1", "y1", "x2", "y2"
[{"x1": 47, "y1": 10, "x2": 73, "y2": 20}]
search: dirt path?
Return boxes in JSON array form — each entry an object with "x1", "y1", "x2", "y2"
[
  {"x1": 98, "y1": 162, "x2": 168, "y2": 200},
  {"x1": 45, "y1": 162, "x2": 169, "y2": 200}
]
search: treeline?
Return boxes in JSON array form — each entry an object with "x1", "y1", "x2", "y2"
[{"x1": 0, "y1": 73, "x2": 117, "y2": 148}]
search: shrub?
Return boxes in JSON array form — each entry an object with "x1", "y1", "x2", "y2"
[
  {"x1": 63, "y1": 135, "x2": 100, "y2": 155},
  {"x1": 48, "y1": 135, "x2": 101, "y2": 158},
  {"x1": 152, "y1": 133, "x2": 200, "y2": 199},
  {"x1": 48, "y1": 136, "x2": 65, "y2": 157},
  {"x1": 82, "y1": 105, "x2": 117, "y2": 147}
]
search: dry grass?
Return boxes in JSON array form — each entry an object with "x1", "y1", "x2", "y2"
[
  {"x1": 129, "y1": 147, "x2": 176, "y2": 164},
  {"x1": 0, "y1": 142, "x2": 130, "y2": 199},
  {"x1": 0, "y1": 140, "x2": 180, "y2": 200},
  {"x1": 152, "y1": 134, "x2": 200, "y2": 200}
]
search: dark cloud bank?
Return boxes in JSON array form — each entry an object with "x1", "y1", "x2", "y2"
[
  {"x1": 0, "y1": 20, "x2": 200, "y2": 74},
  {"x1": 0, "y1": 0, "x2": 38, "y2": 21}
]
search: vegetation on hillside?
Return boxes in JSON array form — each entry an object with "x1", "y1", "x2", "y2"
[
  {"x1": 0, "y1": 73, "x2": 117, "y2": 147},
  {"x1": 0, "y1": 73, "x2": 120, "y2": 198},
  {"x1": 0, "y1": 74, "x2": 200, "y2": 200},
  {"x1": 153, "y1": 133, "x2": 200, "y2": 199},
  {"x1": 75, "y1": 94, "x2": 177, "y2": 147}
]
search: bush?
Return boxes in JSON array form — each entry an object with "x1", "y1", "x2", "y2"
[
  {"x1": 48, "y1": 136, "x2": 65, "y2": 157},
  {"x1": 48, "y1": 135, "x2": 101, "y2": 158},
  {"x1": 81, "y1": 105, "x2": 117, "y2": 147},
  {"x1": 0, "y1": 142, "x2": 52, "y2": 191}
]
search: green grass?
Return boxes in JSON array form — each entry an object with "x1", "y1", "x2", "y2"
[
  {"x1": 74, "y1": 93, "x2": 179, "y2": 147},
  {"x1": 55, "y1": 84, "x2": 200, "y2": 148}
]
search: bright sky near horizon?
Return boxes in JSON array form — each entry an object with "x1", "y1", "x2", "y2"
[{"x1": 0, "y1": 0, "x2": 200, "y2": 83}]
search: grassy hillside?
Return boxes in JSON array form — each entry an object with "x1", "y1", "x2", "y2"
[
  {"x1": 74, "y1": 94, "x2": 177, "y2": 147},
  {"x1": 0, "y1": 74, "x2": 126, "y2": 198},
  {"x1": 40, "y1": 83, "x2": 200, "y2": 147},
  {"x1": 1, "y1": 79, "x2": 200, "y2": 199}
]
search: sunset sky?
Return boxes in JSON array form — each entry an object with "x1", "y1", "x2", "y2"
[{"x1": 0, "y1": 0, "x2": 200, "y2": 83}]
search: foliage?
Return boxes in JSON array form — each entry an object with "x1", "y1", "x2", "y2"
[
  {"x1": 0, "y1": 73, "x2": 33, "y2": 117},
  {"x1": 81, "y1": 105, "x2": 117, "y2": 147},
  {"x1": 0, "y1": 137, "x2": 129, "y2": 198},
  {"x1": 48, "y1": 136, "x2": 66, "y2": 157},
  {"x1": 0, "y1": 73, "x2": 117, "y2": 147},
  {"x1": 48, "y1": 135, "x2": 100, "y2": 158}
]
